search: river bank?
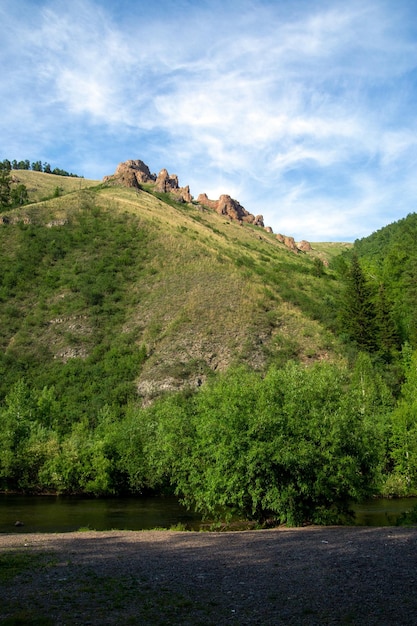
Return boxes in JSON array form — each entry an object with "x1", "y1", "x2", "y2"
[{"x1": 1, "y1": 526, "x2": 417, "y2": 625}]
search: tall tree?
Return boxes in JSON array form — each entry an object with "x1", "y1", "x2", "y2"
[
  {"x1": 10, "y1": 183, "x2": 29, "y2": 206},
  {"x1": 0, "y1": 162, "x2": 11, "y2": 208},
  {"x1": 31, "y1": 160, "x2": 42, "y2": 172},
  {"x1": 374, "y1": 282, "x2": 400, "y2": 360},
  {"x1": 339, "y1": 253, "x2": 377, "y2": 351}
]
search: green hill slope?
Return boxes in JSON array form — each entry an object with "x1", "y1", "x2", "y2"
[
  {"x1": 0, "y1": 171, "x2": 346, "y2": 410},
  {"x1": 4, "y1": 169, "x2": 417, "y2": 511},
  {"x1": 353, "y1": 212, "x2": 417, "y2": 347}
]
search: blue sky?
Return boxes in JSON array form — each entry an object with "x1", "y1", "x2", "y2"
[{"x1": 2, "y1": 0, "x2": 417, "y2": 241}]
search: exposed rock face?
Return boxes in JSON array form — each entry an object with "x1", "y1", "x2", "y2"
[
  {"x1": 197, "y1": 193, "x2": 264, "y2": 227},
  {"x1": 103, "y1": 160, "x2": 192, "y2": 202},
  {"x1": 284, "y1": 236, "x2": 298, "y2": 253},
  {"x1": 276, "y1": 234, "x2": 314, "y2": 254},
  {"x1": 297, "y1": 240, "x2": 312, "y2": 252},
  {"x1": 276, "y1": 233, "x2": 299, "y2": 253},
  {"x1": 155, "y1": 169, "x2": 192, "y2": 203},
  {"x1": 104, "y1": 159, "x2": 268, "y2": 228},
  {"x1": 103, "y1": 159, "x2": 156, "y2": 188}
]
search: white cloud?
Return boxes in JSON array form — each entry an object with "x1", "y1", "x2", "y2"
[{"x1": 1, "y1": 0, "x2": 417, "y2": 240}]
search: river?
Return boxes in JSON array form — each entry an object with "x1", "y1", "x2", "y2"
[{"x1": 1, "y1": 495, "x2": 416, "y2": 533}]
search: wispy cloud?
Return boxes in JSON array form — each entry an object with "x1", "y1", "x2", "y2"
[{"x1": 1, "y1": 0, "x2": 417, "y2": 240}]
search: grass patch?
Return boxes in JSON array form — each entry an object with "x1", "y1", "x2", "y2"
[{"x1": 0, "y1": 551, "x2": 54, "y2": 583}]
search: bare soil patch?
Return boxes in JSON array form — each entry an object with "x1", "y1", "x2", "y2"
[{"x1": 1, "y1": 526, "x2": 416, "y2": 625}]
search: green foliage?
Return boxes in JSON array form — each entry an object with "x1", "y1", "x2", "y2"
[
  {"x1": 338, "y1": 254, "x2": 377, "y2": 351},
  {"x1": 3, "y1": 156, "x2": 81, "y2": 177},
  {"x1": 0, "y1": 162, "x2": 11, "y2": 208},
  {"x1": 0, "y1": 208, "x2": 148, "y2": 413},
  {"x1": 1, "y1": 167, "x2": 417, "y2": 523},
  {"x1": 353, "y1": 213, "x2": 417, "y2": 348},
  {"x1": 134, "y1": 362, "x2": 384, "y2": 525},
  {"x1": 0, "y1": 380, "x2": 59, "y2": 491},
  {"x1": 10, "y1": 184, "x2": 29, "y2": 206},
  {"x1": 387, "y1": 349, "x2": 417, "y2": 493}
]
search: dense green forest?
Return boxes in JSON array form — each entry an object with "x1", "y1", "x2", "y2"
[{"x1": 1, "y1": 169, "x2": 417, "y2": 525}]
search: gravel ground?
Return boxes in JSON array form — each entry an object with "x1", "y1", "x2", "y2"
[{"x1": 1, "y1": 526, "x2": 417, "y2": 625}]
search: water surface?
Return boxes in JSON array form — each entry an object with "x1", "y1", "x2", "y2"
[
  {"x1": 0, "y1": 495, "x2": 201, "y2": 533},
  {"x1": 1, "y1": 494, "x2": 416, "y2": 533}
]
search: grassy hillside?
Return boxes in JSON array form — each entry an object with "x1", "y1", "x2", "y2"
[
  {"x1": 10, "y1": 169, "x2": 99, "y2": 203},
  {"x1": 4, "y1": 170, "x2": 417, "y2": 510},
  {"x1": 0, "y1": 171, "x2": 347, "y2": 408}
]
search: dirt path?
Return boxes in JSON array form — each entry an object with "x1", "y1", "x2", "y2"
[{"x1": 1, "y1": 526, "x2": 416, "y2": 625}]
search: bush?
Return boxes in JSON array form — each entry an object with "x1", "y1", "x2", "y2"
[{"x1": 138, "y1": 362, "x2": 384, "y2": 525}]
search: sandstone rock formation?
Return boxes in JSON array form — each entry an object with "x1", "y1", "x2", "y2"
[
  {"x1": 155, "y1": 168, "x2": 192, "y2": 203},
  {"x1": 297, "y1": 240, "x2": 312, "y2": 252},
  {"x1": 276, "y1": 233, "x2": 299, "y2": 253},
  {"x1": 104, "y1": 159, "x2": 269, "y2": 229},
  {"x1": 103, "y1": 159, "x2": 155, "y2": 188},
  {"x1": 276, "y1": 233, "x2": 313, "y2": 254},
  {"x1": 197, "y1": 193, "x2": 264, "y2": 227},
  {"x1": 103, "y1": 160, "x2": 192, "y2": 203}
]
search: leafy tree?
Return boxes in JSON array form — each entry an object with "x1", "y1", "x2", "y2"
[
  {"x1": 10, "y1": 183, "x2": 29, "y2": 206},
  {"x1": 142, "y1": 363, "x2": 383, "y2": 525},
  {"x1": 313, "y1": 256, "x2": 325, "y2": 277},
  {"x1": 122, "y1": 392, "x2": 195, "y2": 495},
  {"x1": 388, "y1": 349, "x2": 417, "y2": 494},
  {"x1": 0, "y1": 380, "x2": 59, "y2": 491},
  {"x1": 0, "y1": 162, "x2": 11, "y2": 208}
]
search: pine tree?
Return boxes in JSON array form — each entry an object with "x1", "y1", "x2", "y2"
[
  {"x1": 375, "y1": 283, "x2": 400, "y2": 360},
  {"x1": 339, "y1": 253, "x2": 377, "y2": 351}
]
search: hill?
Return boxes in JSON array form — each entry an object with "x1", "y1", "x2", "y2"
[
  {"x1": 353, "y1": 212, "x2": 417, "y2": 347},
  {"x1": 0, "y1": 166, "x2": 349, "y2": 409},
  {"x1": 9, "y1": 168, "x2": 99, "y2": 203},
  {"x1": 3, "y1": 162, "x2": 417, "y2": 514}
]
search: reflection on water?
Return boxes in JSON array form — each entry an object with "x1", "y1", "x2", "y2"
[
  {"x1": 0, "y1": 495, "x2": 202, "y2": 534},
  {"x1": 1, "y1": 495, "x2": 416, "y2": 533},
  {"x1": 352, "y1": 497, "x2": 417, "y2": 527}
]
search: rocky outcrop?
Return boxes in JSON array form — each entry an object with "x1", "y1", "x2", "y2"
[
  {"x1": 276, "y1": 234, "x2": 313, "y2": 254},
  {"x1": 155, "y1": 169, "x2": 192, "y2": 203},
  {"x1": 297, "y1": 240, "x2": 312, "y2": 252},
  {"x1": 103, "y1": 159, "x2": 156, "y2": 188},
  {"x1": 197, "y1": 193, "x2": 264, "y2": 227},
  {"x1": 103, "y1": 160, "x2": 192, "y2": 203},
  {"x1": 276, "y1": 233, "x2": 299, "y2": 253},
  {"x1": 104, "y1": 159, "x2": 269, "y2": 228}
]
